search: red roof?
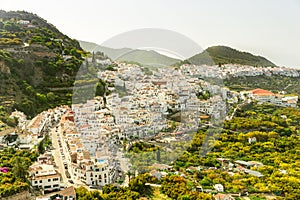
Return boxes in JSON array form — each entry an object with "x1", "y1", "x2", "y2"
[
  {"x1": 215, "y1": 193, "x2": 231, "y2": 200},
  {"x1": 252, "y1": 88, "x2": 274, "y2": 96}
]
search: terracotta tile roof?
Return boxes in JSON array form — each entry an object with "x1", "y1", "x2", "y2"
[
  {"x1": 214, "y1": 193, "x2": 232, "y2": 200},
  {"x1": 50, "y1": 186, "x2": 76, "y2": 199},
  {"x1": 57, "y1": 186, "x2": 76, "y2": 198},
  {"x1": 252, "y1": 88, "x2": 274, "y2": 96},
  {"x1": 32, "y1": 172, "x2": 60, "y2": 181}
]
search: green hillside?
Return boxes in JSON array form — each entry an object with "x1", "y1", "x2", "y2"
[
  {"x1": 79, "y1": 40, "x2": 180, "y2": 67},
  {"x1": 187, "y1": 46, "x2": 276, "y2": 67},
  {"x1": 0, "y1": 10, "x2": 87, "y2": 123}
]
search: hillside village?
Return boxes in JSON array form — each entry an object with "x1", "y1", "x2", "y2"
[
  {"x1": 0, "y1": 5, "x2": 299, "y2": 200},
  {"x1": 180, "y1": 64, "x2": 300, "y2": 79},
  {"x1": 0, "y1": 59, "x2": 299, "y2": 199}
]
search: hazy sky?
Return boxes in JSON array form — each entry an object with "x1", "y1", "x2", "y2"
[{"x1": 1, "y1": 0, "x2": 300, "y2": 67}]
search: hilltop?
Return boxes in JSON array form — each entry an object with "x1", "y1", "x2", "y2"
[
  {"x1": 186, "y1": 46, "x2": 276, "y2": 67},
  {"x1": 79, "y1": 40, "x2": 180, "y2": 67},
  {"x1": 0, "y1": 10, "x2": 86, "y2": 125}
]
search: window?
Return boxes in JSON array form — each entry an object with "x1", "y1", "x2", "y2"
[
  {"x1": 48, "y1": 179, "x2": 51, "y2": 182},
  {"x1": 44, "y1": 185, "x2": 51, "y2": 189},
  {"x1": 39, "y1": 180, "x2": 42, "y2": 183},
  {"x1": 53, "y1": 184, "x2": 59, "y2": 188},
  {"x1": 34, "y1": 181, "x2": 37, "y2": 184},
  {"x1": 53, "y1": 178, "x2": 59, "y2": 181}
]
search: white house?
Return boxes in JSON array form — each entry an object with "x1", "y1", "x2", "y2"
[
  {"x1": 214, "y1": 184, "x2": 224, "y2": 192},
  {"x1": 29, "y1": 163, "x2": 61, "y2": 192}
]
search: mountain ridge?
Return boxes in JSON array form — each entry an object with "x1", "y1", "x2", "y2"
[
  {"x1": 79, "y1": 40, "x2": 180, "y2": 67},
  {"x1": 80, "y1": 40, "x2": 276, "y2": 67}
]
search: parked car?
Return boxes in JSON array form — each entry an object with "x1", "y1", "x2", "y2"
[
  {"x1": 66, "y1": 171, "x2": 71, "y2": 178},
  {"x1": 89, "y1": 185, "x2": 101, "y2": 189}
]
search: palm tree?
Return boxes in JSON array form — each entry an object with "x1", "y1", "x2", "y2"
[
  {"x1": 126, "y1": 171, "x2": 133, "y2": 183},
  {"x1": 12, "y1": 157, "x2": 27, "y2": 181}
]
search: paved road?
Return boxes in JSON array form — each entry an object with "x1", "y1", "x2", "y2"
[
  {"x1": 51, "y1": 126, "x2": 96, "y2": 191},
  {"x1": 117, "y1": 151, "x2": 130, "y2": 186},
  {"x1": 51, "y1": 127, "x2": 68, "y2": 186},
  {"x1": 48, "y1": 83, "x2": 95, "y2": 91}
]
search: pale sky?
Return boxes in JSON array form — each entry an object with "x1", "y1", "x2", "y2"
[{"x1": 1, "y1": 0, "x2": 300, "y2": 68}]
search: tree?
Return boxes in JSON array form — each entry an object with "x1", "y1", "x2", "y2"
[
  {"x1": 46, "y1": 92, "x2": 56, "y2": 101},
  {"x1": 36, "y1": 93, "x2": 47, "y2": 105},
  {"x1": 0, "y1": 21, "x2": 4, "y2": 29},
  {"x1": 95, "y1": 81, "x2": 105, "y2": 97},
  {"x1": 12, "y1": 157, "x2": 27, "y2": 181},
  {"x1": 126, "y1": 170, "x2": 134, "y2": 184},
  {"x1": 102, "y1": 184, "x2": 119, "y2": 194},
  {"x1": 38, "y1": 140, "x2": 45, "y2": 154},
  {"x1": 31, "y1": 19, "x2": 38, "y2": 26},
  {"x1": 3, "y1": 22, "x2": 20, "y2": 32}
]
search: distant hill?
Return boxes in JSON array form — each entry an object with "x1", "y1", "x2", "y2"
[
  {"x1": 79, "y1": 40, "x2": 180, "y2": 67},
  {"x1": 186, "y1": 46, "x2": 276, "y2": 67},
  {"x1": 79, "y1": 41, "x2": 131, "y2": 59},
  {"x1": 81, "y1": 41, "x2": 276, "y2": 67}
]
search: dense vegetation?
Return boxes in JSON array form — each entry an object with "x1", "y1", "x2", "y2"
[
  {"x1": 0, "y1": 148, "x2": 38, "y2": 197},
  {"x1": 76, "y1": 173, "x2": 155, "y2": 200},
  {"x1": 0, "y1": 11, "x2": 89, "y2": 120},
  {"x1": 186, "y1": 46, "x2": 275, "y2": 67},
  {"x1": 0, "y1": 106, "x2": 18, "y2": 131},
  {"x1": 128, "y1": 141, "x2": 161, "y2": 153},
  {"x1": 160, "y1": 175, "x2": 213, "y2": 200},
  {"x1": 224, "y1": 75, "x2": 300, "y2": 94},
  {"x1": 174, "y1": 102, "x2": 300, "y2": 199},
  {"x1": 76, "y1": 173, "x2": 214, "y2": 200}
]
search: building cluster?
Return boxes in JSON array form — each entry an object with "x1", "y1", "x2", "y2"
[
  {"x1": 0, "y1": 106, "x2": 71, "y2": 194},
  {"x1": 59, "y1": 110, "x2": 113, "y2": 187},
  {"x1": 97, "y1": 63, "x2": 232, "y2": 129},
  {"x1": 65, "y1": 62, "x2": 238, "y2": 186},
  {"x1": 29, "y1": 153, "x2": 61, "y2": 193},
  {"x1": 9, "y1": 110, "x2": 27, "y2": 129},
  {"x1": 70, "y1": 62, "x2": 236, "y2": 161},
  {"x1": 0, "y1": 106, "x2": 68, "y2": 150},
  {"x1": 2, "y1": 61, "x2": 298, "y2": 197},
  {"x1": 17, "y1": 19, "x2": 37, "y2": 28},
  {"x1": 240, "y1": 88, "x2": 298, "y2": 107},
  {"x1": 180, "y1": 64, "x2": 300, "y2": 79}
]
